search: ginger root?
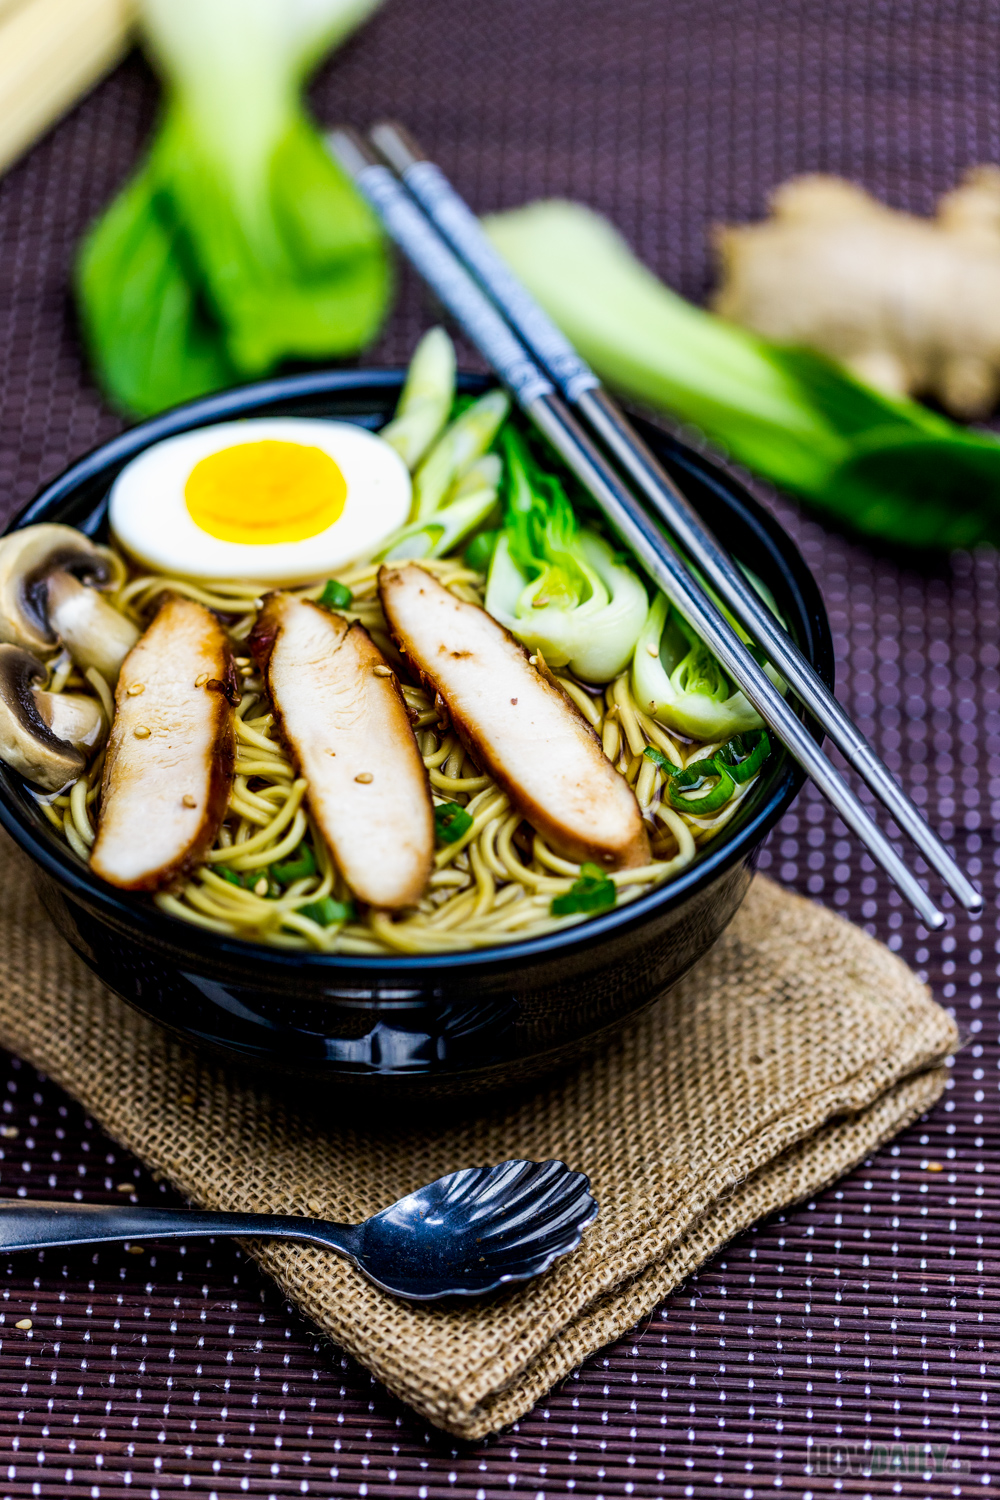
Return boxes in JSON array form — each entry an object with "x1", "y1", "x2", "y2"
[{"x1": 713, "y1": 166, "x2": 1000, "y2": 419}]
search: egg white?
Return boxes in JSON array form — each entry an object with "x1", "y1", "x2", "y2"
[{"x1": 108, "y1": 417, "x2": 412, "y2": 585}]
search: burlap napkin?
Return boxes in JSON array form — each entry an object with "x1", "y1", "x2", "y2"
[{"x1": 0, "y1": 831, "x2": 956, "y2": 1438}]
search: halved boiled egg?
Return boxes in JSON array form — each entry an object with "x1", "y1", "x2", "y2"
[{"x1": 108, "y1": 418, "x2": 411, "y2": 585}]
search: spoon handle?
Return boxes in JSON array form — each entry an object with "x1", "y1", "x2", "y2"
[{"x1": 0, "y1": 1200, "x2": 360, "y2": 1258}]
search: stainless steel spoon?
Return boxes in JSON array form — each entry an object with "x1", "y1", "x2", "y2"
[{"x1": 0, "y1": 1159, "x2": 598, "y2": 1300}]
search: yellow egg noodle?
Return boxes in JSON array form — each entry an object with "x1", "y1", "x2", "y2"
[{"x1": 37, "y1": 547, "x2": 764, "y2": 956}]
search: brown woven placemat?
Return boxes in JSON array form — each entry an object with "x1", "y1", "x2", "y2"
[{"x1": 0, "y1": 833, "x2": 956, "y2": 1438}]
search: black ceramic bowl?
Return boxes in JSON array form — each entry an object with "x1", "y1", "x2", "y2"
[{"x1": 0, "y1": 371, "x2": 832, "y2": 1098}]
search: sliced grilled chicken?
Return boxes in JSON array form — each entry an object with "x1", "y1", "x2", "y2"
[
  {"x1": 249, "y1": 593, "x2": 434, "y2": 910},
  {"x1": 379, "y1": 564, "x2": 650, "y2": 870},
  {"x1": 90, "y1": 597, "x2": 236, "y2": 892}
]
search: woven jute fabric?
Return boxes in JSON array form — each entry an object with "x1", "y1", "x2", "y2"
[{"x1": 0, "y1": 832, "x2": 956, "y2": 1439}]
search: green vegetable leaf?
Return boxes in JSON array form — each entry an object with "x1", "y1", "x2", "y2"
[
  {"x1": 76, "y1": 159, "x2": 237, "y2": 415},
  {"x1": 485, "y1": 200, "x2": 1000, "y2": 550},
  {"x1": 434, "y1": 801, "x2": 474, "y2": 844},
  {"x1": 485, "y1": 427, "x2": 648, "y2": 682},
  {"x1": 272, "y1": 844, "x2": 318, "y2": 884},
  {"x1": 318, "y1": 579, "x2": 353, "y2": 610},
  {"x1": 465, "y1": 528, "x2": 500, "y2": 573},
  {"x1": 550, "y1": 862, "x2": 617, "y2": 916},
  {"x1": 633, "y1": 593, "x2": 772, "y2": 740},
  {"x1": 76, "y1": 0, "x2": 390, "y2": 415},
  {"x1": 301, "y1": 896, "x2": 354, "y2": 927}
]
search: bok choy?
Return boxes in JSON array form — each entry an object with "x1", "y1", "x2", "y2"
[
  {"x1": 633, "y1": 565, "x2": 785, "y2": 740},
  {"x1": 633, "y1": 595, "x2": 769, "y2": 740},
  {"x1": 76, "y1": 0, "x2": 390, "y2": 416},
  {"x1": 485, "y1": 428, "x2": 647, "y2": 681},
  {"x1": 485, "y1": 200, "x2": 1000, "y2": 550}
]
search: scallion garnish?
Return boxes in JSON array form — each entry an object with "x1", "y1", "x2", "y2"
[
  {"x1": 301, "y1": 896, "x2": 354, "y2": 927},
  {"x1": 434, "y1": 801, "x2": 473, "y2": 843},
  {"x1": 642, "y1": 745, "x2": 681, "y2": 776},
  {"x1": 666, "y1": 757, "x2": 735, "y2": 816},
  {"x1": 319, "y1": 579, "x2": 353, "y2": 610},
  {"x1": 272, "y1": 844, "x2": 317, "y2": 885},
  {"x1": 551, "y1": 862, "x2": 617, "y2": 917},
  {"x1": 714, "y1": 729, "x2": 771, "y2": 784}
]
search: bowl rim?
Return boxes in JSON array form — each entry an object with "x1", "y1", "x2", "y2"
[{"x1": 0, "y1": 367, "x2": 833, "y2": 974}]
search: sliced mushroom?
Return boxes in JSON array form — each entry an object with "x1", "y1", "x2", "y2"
[
  {"x1": 90, "y1": 597, "x2": 236, "y2": 892},
  {"x1": 0, "y1": 644, "x2": 105, "y2": 792},
  {"x1": 0, "y1": 523, "x2": 139, "y2": 682},
  {"x1": 249, "y1": 593, "x2": 434, "y2": 910},
  {"x1": 379, "y1": 564, "x2": 650, "y2": 870}
]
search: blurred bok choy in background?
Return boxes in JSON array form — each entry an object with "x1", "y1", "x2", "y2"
[
  {"x1": 76, "y1": 0, "x2": 390, "y2": 415},
  {"x1": 487, "y1": 200, "x2": 1000, "y2": 551}
]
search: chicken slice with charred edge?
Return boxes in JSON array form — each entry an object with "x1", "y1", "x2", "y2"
[
  {"x1": 378, "y1": 564, "x2": 650, "y2": 870},
  {"x1": 249, "y1": 593, "x2": 434, "y2": 910},
  {"x1": 90, "y1": 597, "x2": 236, "y2": 892}
]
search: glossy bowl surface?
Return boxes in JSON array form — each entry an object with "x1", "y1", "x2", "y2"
[{"x1": 0, "y1": 371, "x2": 833, "y2": 1097}]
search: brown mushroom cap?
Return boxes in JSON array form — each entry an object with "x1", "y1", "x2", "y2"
[
  {"x1": 0, "y1": 525, "x2": 116, "y2": 657},
  {"x1": 0, "y1": 644, "x2": 101, "y2": 792}
]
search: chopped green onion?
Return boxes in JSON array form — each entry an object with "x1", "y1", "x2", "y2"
[
  {"x1": 319, "y1": 579, "x2": 353, "y2": 610},
  {"x1": 434, "y1": 801, "x2": 474, "y2": 843},
  {"x1": 714, "y1": 729, "x2": 771, "y2": 784},
  {"x1": 642, "y1": 745, "x2": 680, "y2": 776},
  {"x1": 219, "y1": 866, "x2": 246, "y2": 887},
  {"x1": 464, "y1": 528, "x2": 500, "y2": 573},
  {"x1": 551, "y1": 861, "x2": 617, "y2": 917},
  {"x1": 301, "y1": 896, "x2": 354, "y2": 927},
  {"x1": 667, "y1": 757, "x2": 736, "y2": 816},
  {"x1": 272, "y1": 844, "x2": 317, "y2": 885}
]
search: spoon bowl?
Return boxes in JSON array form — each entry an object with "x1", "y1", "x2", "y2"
[{"x1": 0, "y1": 1158, "x2": 598, "y2": 1301}]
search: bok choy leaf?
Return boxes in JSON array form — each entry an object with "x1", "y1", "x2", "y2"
[
  {"x1": 485, "y1": 428, "x2": 647, "y2": 681},
  {"x1": 486, "y1": 200, "x2": 1000, "y2": 550},
  {"x1": 76, "y1": 0, "x2": 390, "y2": 415}
]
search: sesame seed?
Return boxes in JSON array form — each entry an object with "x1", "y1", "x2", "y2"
[
  {"x1": 125, "y1": 682, "x2": 145, "y2": 696},
  {"x1": 355, "y1": 772, "x2": 374, "y2": 784},
  {"x1": 0, "y1": 1125, "x2": 18, "y2": 1139},
  {"x1": 253, "y1": 877, "x2": 268, "y2": 897},
  {"x1": 15, "y1": 1319, "x2": 31, "y2": 1330},
  {"x1": 646, "y1": 642, "x2": 659, "y2": 656},
  {"x1": 133, "y1": 726, "x2": 151, "y2": 739},
  {"x1": 116, "y1": 1183, "x2": 134, "y2": 1193},
  {"x1": 373, "y1": 664, "x2": 392, "y2": 677},
  {"x1": 195, "y1": 672, "x2": 210, "y2": 687},
  {"x1": 182, "y1": 794, "x2": 197, "y2": 809}
]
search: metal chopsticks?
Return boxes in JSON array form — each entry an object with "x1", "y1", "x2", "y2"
[
  {"x1": 328, "y1": 126, "x2": 951, "y2": 929},
  {"x1": 367, "y1": 121, "x2": 981, "y2": 920}
]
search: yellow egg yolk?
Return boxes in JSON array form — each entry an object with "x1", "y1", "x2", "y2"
[{"x1": 184, "y1": 440, "x2": 347, "y2": 545}]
